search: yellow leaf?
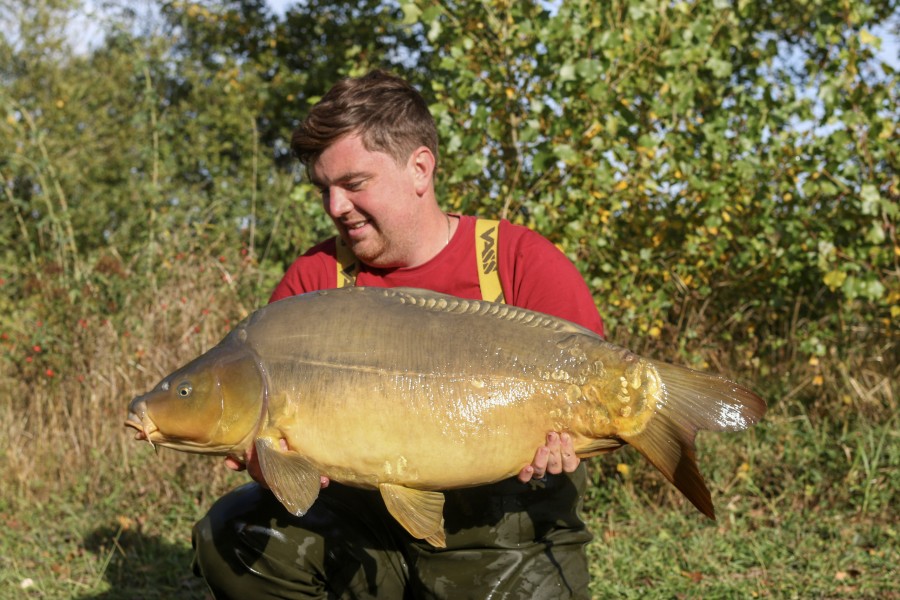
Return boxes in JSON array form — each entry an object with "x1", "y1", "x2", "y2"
[
  {"x1": 860, "y1": 29, "x2": 879, "y2": 46},
  {"x1": 613, "y1": 180, "x2": 628, "y2": 192},
  {"x1": 598, "y1": 208, "x2": 610, "y2": 224},
  {"x1": 616, "y1": 463, "x2": 630, "y2": 477},
  {"x1": 584, "y1": 121, "x2": 603, "y2": 139},
  {"x1": 117, "y1": 515, "x2": 135, "y2": 530},
  {"x1": 823, "y1": 270, "x2": 847, "y2": 291},
  {"x1": 813, "y1": 375, "x2": 824, "y2": 386}
]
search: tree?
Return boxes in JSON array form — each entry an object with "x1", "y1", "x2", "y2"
[{"x1": 410, "y1": 0, "x2": 897, "y2": 406}]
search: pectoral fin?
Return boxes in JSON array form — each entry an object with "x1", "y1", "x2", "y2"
[
  {"x1": 255, "y1": 436, "x2": 321, "y2": 517},
  {"x1": 379, "y1": 483, "x2": 447, "y2": 548}
]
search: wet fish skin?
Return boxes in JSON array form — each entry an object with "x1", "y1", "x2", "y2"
[{"x1": 126, "y1": 286, "x2": 766, "y2": 547}]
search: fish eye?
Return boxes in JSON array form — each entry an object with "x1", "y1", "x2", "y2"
[{"x1": 177, "y1": 382, "x2": 192, "y2": 398}]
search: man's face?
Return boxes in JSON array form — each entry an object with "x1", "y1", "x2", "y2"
[{"x1": 310, "y1": 134, "x2": 425, "y2": 268}]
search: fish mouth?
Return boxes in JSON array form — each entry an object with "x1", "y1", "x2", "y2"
[{"x1": 124, "y1": 412, "x2": 158, "y2": 444}]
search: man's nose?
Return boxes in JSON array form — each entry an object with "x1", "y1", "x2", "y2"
[{"x1": 324, "y1": 187, "x2": 352, "y2": 218}]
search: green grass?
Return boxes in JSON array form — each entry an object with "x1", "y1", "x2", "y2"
[
  {"x1": 1, "y1": 251, "x2": 896, "y2": 599},
  {"x1": 582, "y1": 417, "x2": 899, "y2": 599},
  {"x1": 2, "y1": 422, "x2": 895, "y2": 599},
  {"x1": 0, "y1": 455, "x2": 243, "y2": 599}
]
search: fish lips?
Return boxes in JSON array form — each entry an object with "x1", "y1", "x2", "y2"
[{"x1": 124, "y1": 398, "x2": 157, "y2": 442}]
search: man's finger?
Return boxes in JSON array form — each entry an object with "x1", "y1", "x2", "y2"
[
  {"x1": 517, "y1": 465, "x2": 535, "y2": 484},
  {"x1": 531, "y1": 446, "x2": 548, "y2": 478},
  {"x1": 545, "y1": 432, "x2": 563, "y2": 474},
  {"x1": 224, "y1": 457, "x2": 246, "y2": 472},
  {"x1": 560, "y1": 432, "x2": 580, "y2": 472}
]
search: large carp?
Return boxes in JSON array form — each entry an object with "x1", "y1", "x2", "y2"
[{"x1": 125, "y1": 286, "x2": 765, "y2": 547}]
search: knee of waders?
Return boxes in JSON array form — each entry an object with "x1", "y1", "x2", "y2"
[
  {"x1": 191, "y1": 482, "x2": 408, "y2": 599},
  {"x1": 192, "y1": 482, "x2": 286, "y2": 595}
]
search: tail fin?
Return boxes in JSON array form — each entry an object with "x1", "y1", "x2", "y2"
[{"x1": 619, "y1": 362, "x2": 767, "y2": 519}]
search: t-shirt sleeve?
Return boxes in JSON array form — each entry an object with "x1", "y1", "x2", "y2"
[
  {"x1": 499, "y1": 223, "x2": 605, "y2": 337},
  {"x1": 268, "y1": 240, "x2": 337, "y2": 303}
]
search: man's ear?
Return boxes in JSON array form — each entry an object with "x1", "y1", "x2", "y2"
[{"x1": 409, "y1": 146, "x2": 436, "y2": 196}]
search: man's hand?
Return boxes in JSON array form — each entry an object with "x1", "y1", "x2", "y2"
[
  {"x1": 224, "y1": 440, "x2": 330, "y2": 489},
  {"x1": 517, "y1": 432, "x2": 580, "y2": 483}
]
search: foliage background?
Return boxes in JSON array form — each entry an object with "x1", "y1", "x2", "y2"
[{"x1": 1, "y1": 0, "x2": 897, "y2": 597}]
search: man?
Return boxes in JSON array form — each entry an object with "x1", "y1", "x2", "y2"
[{"x1": 193, "y1": 70, "x2": 605, "y2": 599}]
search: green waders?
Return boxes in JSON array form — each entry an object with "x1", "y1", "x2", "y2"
[{"x1": 192, "y1": 465, "x2": 592, "y2": 599}]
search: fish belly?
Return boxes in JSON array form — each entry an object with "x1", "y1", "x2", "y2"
[{"x1": 273, "y1": 370, "x2": 585, "y2": 490}]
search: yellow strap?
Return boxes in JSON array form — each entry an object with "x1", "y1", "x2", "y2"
[
  {"x1": 334, "y1": 219, "x2": 506, "y2": 304},
  {"x1": 475, "y1": 219, "x2": 505, "y2": 304},
  {"x1": 334, "y1": 236, "x2": 359, "y2": 288}
]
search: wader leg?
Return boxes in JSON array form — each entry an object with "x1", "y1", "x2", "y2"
[
  {"x1": 192, "y1": 482, "x2": 410, "y2": 599},
  {"x1": 407, "y1": 466, "x2": 593, "y2": 600}
]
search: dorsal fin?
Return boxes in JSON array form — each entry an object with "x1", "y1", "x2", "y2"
[{"x1": 385, "y1": 287, "x2": 592, "y2": 335}]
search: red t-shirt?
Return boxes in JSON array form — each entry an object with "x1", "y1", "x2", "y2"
[{"x1": 270, "y1": 215, "x2": 604, "y2": 337}]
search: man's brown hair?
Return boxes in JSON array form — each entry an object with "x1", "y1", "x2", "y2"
[{"x1": 291, "y1": 70, "x2": 439, "y2": 169}]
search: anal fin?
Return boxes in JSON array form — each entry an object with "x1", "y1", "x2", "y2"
[
  {"x1": 379, "y1": 483, "x2": 446, "y2": 548},
  {"x1": 575, "y1": 437, "x2": 624, "y2": 458}
]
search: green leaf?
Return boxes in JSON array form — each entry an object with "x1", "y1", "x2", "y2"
[
  {"x1": 400, "y1": 3, "x2": 422, "y2": 25},
  {"x1": 865, "y1": 222, "x2": 886, "y2": 244},
  {"x1": 859, "y1": 184, "x2": 881, "y2": 215},
  {"x1": 706, "y1": 57, "x2": 733, "y2": 78},
  {"x1": 576, "y1": 58, "x2": 602, "y2": 81},
  {"x1": 553, "y1": 144, "x2": 578, "y2": 165}
]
